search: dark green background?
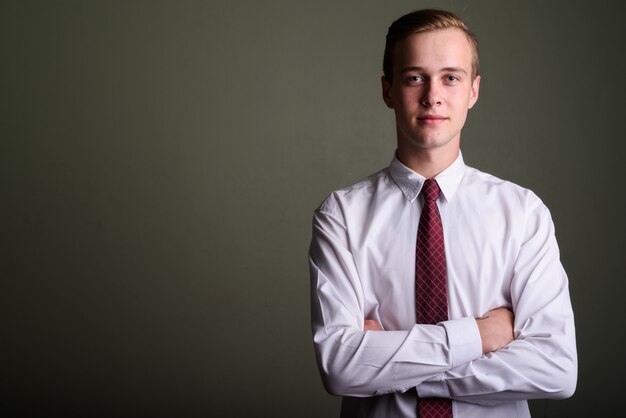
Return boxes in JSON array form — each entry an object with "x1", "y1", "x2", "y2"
[{"x1": 2, "y1": 1, "x2": 625, "y2": 417}]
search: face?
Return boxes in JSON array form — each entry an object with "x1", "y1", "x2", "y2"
[{"x1": 382, "y1": 28, "x2": 480, "y2": 158}]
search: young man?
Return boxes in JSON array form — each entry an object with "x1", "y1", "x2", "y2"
[{"x1": 309, "y1": 9, "x2": 577, "y2": 418}]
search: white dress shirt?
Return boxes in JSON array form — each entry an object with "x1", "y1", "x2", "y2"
[{"x1": 309, "y1": 152, "x2": 577, "y2": 418}]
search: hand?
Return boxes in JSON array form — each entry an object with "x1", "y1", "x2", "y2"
[
  {"x1": 364, "y1": 319, "x2": 384, "y2": 331},
  {"x1": 475, "y1": 307, "x2": 515, "y2": 354}
]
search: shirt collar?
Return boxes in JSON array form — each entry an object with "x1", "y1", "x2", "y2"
[{"x1": 389, "y1": 151, "x2": 466, "y2": 203}]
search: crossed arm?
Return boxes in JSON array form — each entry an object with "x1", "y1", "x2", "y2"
[
  {"x1": 364, "y1": 307, "x2": 515, "y2": 355},
  {"x1": 310, "y1": 200, "x2": 577, "y2": 402}
]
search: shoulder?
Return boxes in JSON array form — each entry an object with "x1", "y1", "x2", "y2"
[
  {"x1": 461, "y1": 165, "x2": 546, "y2": 214},
  {"x1": 316, "y1": 167, "x2": 391, "y2": 216},
  {"x1": 459, "y1": 165, "x2": 558, "y2": 246}
]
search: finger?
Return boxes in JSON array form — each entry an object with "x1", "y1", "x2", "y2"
[{"x1": 364, "y1": 319, "x2": 383, "y2": 331}]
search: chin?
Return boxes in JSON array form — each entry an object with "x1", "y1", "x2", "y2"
[{"x1": 414, "y1": 137, "x2": 457, "y2": 151}]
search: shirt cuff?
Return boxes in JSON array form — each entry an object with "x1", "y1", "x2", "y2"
[
  {"x1": 442, "y1": 316, "x2": 482, "y2": 367},
  {"x1": 417, "y1": 317, "x2": 482, "y2": 399},
  {"x1": 417, "y1": 378, "x2": 449, "y2": 399}
]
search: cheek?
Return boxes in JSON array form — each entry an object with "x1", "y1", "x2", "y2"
[
  {"x1": 396, "y1": 93, "x2": 418, "y2": 112},
  {"x1": 451, "y1": 91, "x2": 473, "y2": 110}
]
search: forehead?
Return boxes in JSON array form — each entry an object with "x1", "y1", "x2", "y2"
[{"x1": 392, "y1": 28, "x2": 474, "y2": 73}]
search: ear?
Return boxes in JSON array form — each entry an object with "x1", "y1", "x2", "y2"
[
  {"x1": 468, "y1": 75, "x2": 481, "y2": 109},
  {"x1": 381, "y1": 76, "x2": 394, "y2": 108}
]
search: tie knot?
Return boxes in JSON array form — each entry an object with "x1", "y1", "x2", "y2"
[{"x1": 421, "y1": 179, "x2": 441, "y2": 202}]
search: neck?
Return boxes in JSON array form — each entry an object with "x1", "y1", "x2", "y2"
[{"x1": 396, "y1": 144, "x2": 459, "y2": 179}]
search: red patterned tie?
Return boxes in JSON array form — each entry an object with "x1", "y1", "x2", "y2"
[{"x1": 415, "y1": 179, "x2": 453, "y2": 418}]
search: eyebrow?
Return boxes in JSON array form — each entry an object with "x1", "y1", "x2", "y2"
[{"x1": 400, "y1": 66, "x2": 468, "y2": 75}]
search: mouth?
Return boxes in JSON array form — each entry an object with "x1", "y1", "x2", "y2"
[{"x1": 417, "y1": 115, "x2": 447, "y2": 124}]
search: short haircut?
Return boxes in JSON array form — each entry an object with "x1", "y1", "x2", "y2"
[{"x1": 383, "y1": 9, "x2": 480, "y2": 82}]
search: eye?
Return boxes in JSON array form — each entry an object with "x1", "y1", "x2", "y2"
[
  {"x1": 445, "y1": 75, "x2": 460, "y2": 83},
  {"x1": 406, "y1": 75, "x2": 424, "y2": 85}
]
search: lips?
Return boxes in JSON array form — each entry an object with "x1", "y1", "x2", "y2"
[{"x1": 417, "y1": 115, "x2": 447, "y2": 124}]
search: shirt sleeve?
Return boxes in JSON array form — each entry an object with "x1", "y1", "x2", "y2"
[
  {"x1": 310, "y1": 201, "x2": 483, "y2": 397},
  {"x1": 416, "y1": 196, "x2": 577, "y2": 404}
]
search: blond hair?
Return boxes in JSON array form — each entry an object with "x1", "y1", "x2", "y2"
[{"x1": 383, "y1": 9, "x2": 479, "y2": 81}]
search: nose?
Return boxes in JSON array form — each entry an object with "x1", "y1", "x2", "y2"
[{"x1": 420, "y1": 81, "x2": 442, "y2": 107}]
